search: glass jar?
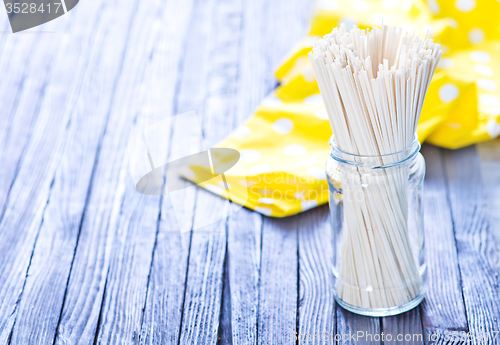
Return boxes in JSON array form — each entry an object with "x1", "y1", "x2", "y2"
[{"x1": 326, "y1": 135, "x2": 426, "y2": 317}]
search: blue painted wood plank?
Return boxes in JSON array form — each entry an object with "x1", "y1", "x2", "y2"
[
  {"x1": 51, "y1": 1, "x2": 193, "y2": 343},
  {"x1": 383, "y1": 308, "x2": 424, "y2": 345},
  {"x1": 297, "y1": 206, "x2": 336, "y2": 345},
  {"x1": 477, "y1": 138, "x2": 500, "y2": 251},
  {"x1": 0, "y1": 0, "x2": 498, "y2": 343},
  {"x1": 444, "y1": 146, "x2": 500, "y2": 345},
  {"x1": 0, "y1": 24, "x2": 54, "y2": 218},
  {"x1": 93, "y1": 3, "x2": 195, "y2": 343},
  {"x1": 0, "y1": 4, "x2": 113, "y2": 342},
  {"x1": 225, "y1": 209, "x2": 262, "y2": 345},
  {"x1": 223, "y1": 0, "x2": 313, "y2": 343},
  {"x1": 419, "y1": 145, "x2": 468, "y2": 341},
  {"x1": 257, "y1": 216, "x2": 299, "y2": 344},
  {"x1": 176, "y1": 0, "x2": 244, "y2": 342},
  {"x1": 7, "y1": 0, "x2": 146, "y2": 343},
  {"x1": 220, "y1": 0, "x2": 271, "y2": 342},
  {"x1": 138, "y1": 116, "x2": 199, "y2": 345}
]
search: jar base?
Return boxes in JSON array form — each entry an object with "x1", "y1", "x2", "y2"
[{"x1": 334, "y1": 293, "x2": 425, "y2": 317}]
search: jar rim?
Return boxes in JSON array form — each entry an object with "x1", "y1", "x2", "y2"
[{"x1": 329, "y1": 135, "x2": 421, "y2": 168}]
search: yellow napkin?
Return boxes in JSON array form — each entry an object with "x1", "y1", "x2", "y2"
[{"x1": 192, "y1": 0, "x2": 500, "y2": 217}]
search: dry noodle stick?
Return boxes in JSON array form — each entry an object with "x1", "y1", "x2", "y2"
[{"x1": 311, "y1": 24, "x2": 441, "y2": 309}]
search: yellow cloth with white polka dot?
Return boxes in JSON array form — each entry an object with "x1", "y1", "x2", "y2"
[{"x1": 192, "y1": 0, "x2": 500, "y2": 217}]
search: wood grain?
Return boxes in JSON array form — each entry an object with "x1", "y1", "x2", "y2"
[
  {"x1": 176, "y1": 0, "x2": 246, "y2": 342},
  {"x1": 0, "y1": 30, "x2": 46, "y2": 216},
  {"x1": 8, "y1": 0, "x2": 144, "y2": 343},
  {"x1": 51, "y1": 0, "x2": 190, "y2": 343},
  {"x1": 0, "y1": 21, "x2": 45, "y2": 186},
  {"x1": 297, "y1": 206, "x2": 336, "y2": 345},
  {"x1": 94, "y1": 192, "x2": 161, "y2": 344},
  {"x1": 0, "y1": 23, "x2": 67, "y2": 218},
  {"x1": 137, "y1": 115, "x2": 200, "y2": 344},
  {"x1": 257, "y1": 216, "x2": 298, "y2": 344},
  {"x1": 92, "y1": 1, "x2": 195, "y2": 344},
  {"x1": 0, "y1": 3, "x2": 111, "y2": 342},
  {"x1": 336, "y1": 307, "x2": 381, "y2": 345},
  {"x1": 418, "y1": 145, "x2": 468, "y2": 336},
  {"x1": 382, "y1": 308, "x2": 424, "y2": 345},
  {"x1": 477, "y1": 138, "x2": 500, "y2": 260},
  {"x1": 219, "y1": 250, "x2": 233, "y2": 345},
  {"x1": 221, "y1": 0, "x2": 270, "y2": 341},
  {"x1": 444, "y1": 146, "x2": 500, "y2": 344},
  {"x1": 225, "y1": 0, "x2": 313, "y2": 342},
  {"x1": 1, "y1": 0, "x2": 500, "y2": 343},
  {"x1": 225, "y1": 209, "x2": 262, "y2": 345},
  {"x1": 139, "y1": 225, "x2": 192, "y2": 345}
]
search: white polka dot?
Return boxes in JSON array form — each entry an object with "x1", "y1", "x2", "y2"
[
  {"x1": 303, "y1": 94, "x2": 324, "y2": 107},
  {"x1": 294, "y1": 191, "x2": 305, "y2": 200},
  {"x1": 231, "y1": 126, "x2": 250, "y2": 138},
  {"x1": 381, "y1": 0, "x2": 400, "y2": 9},
  {"x1": 352, "y1": 0, "x2": 370, "y2": 11},
  {"x1": 301, "y1": 200, "x2": 318, "y2": 211},
  {"x1": 438, "y1": 84, "x2": 459, "y2": 103},
  {"x1": 427, "y1": 0, "x2": 440, "y2": 13},
  {"x1": 255, "y1": 206, "x2": 273, "y2": 216},
  {"x1": 315, "y1": 108, "x2": 329, "y2": 120},
  {"x1": 258, "y1": 198, "x2": 274, "y2": 204},
  {"x1": 455, "y1": 0, "x2": 475, "y2": 12},
  {"x1": 486, "y1": 119, "x2": 500, "y2": 138},
  {"x1": 474, "y1": 65, "x2": 495, "y2": 77},
  {"x1": 262, "y1": 94, "x2": 283, "y2": 107},
  {"x1": 205, "y1": 184, "x2": 225, "y2": 195},
  {"x1": 293, "y1": 56, "x2": 309, "y2": 69},
  {"x1": 447, "y1": 19, "x2": 459, "y2": 29},
  {"x1": 239, "y1": 179, "x2": 255, "y2": 187},
  {"x1": 283, "y1": 144, "x2": 307, "y2": 157},
  {"x1": 479, "y1": 95, "x2": 500, "y2": 107},
  {"x1": 306, "y1": 167, "x2": 327, "y2": 180},
  {"x1": 470, "y1": 51, "x2": 490, "y2": 63},
  {"x1": 217, "y1": 181, "x2": 230, "y2": 189},
  {"x1": 339, "y1": 17, "x2": 357, "y2": 31},
  {"x1": 474, "y1": 64, "x2": 494, "y2": 77},
  {"x1": 438, "y1": 57, "x2": 454, "y2": 70},
  {"x1": 483, "y1": 107, "x2": 500, "y2": 115},
  {"x1": 477, "y1": 78, "x2": 498, "y2": 92},
  {"x1": 248, "y1": 164, "x2": 271, "y2": 175},
  {"x1": 468, "y1": 28, "x2": 485, "y2": 45},
  {"x1": 297, "y1": 157, "x2": 318, "y2": 166},
  {"x1": 272, "y1": 118, "x2": 294, "y2": 134},
  {"x1": 240, "y1": 149, "x2": 261, "y2": 162},
  {"x1": 318, "y1": 0, "x2": 338, "y2": 10},
  {"x1": 441, "y1": 45, "x2": 451, "y2": 54}
]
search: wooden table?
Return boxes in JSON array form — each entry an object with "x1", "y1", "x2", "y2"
[{"x1": 0, "y1": 0, "x2": 499, "y2": 344}]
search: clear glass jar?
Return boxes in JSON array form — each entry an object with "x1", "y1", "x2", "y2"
[{"x1": 326, "y1": 135, "x2": 426, "y2": 317}]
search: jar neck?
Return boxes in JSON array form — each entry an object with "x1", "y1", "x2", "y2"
[{"x1": 329, "y1": 135, "x2": 421, "y2": 168}]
